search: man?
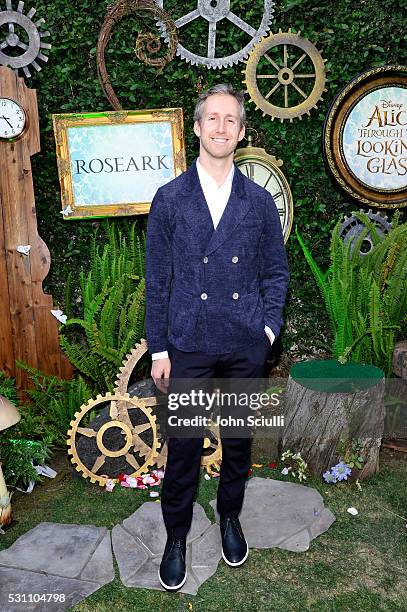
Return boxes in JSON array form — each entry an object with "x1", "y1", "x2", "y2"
[{"x1": 146, "y1": 83, "x2": 289, "y2": 591}]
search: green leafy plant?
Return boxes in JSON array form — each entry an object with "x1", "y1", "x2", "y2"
[
  {"x1": 296, "y1": 212, "x2": 407, "y2": 375},
  {"x1": 0, "y1": 438, "x2": 52, "y2": 488},
  {"x1": 0, "y1": 372, "x2": 19, "y2": 406},
  {"x1": 15, "y1": 362, "x2": 93, "y2": 447},
  {"x1": 60, "y1": 222, "x2": 147, "y2": 391},
  {"x1": 336, "y1": 438, "x2": 365, "y2": 470}
]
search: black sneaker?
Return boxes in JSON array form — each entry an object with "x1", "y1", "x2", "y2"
[
  {"x1": 220, "y1": 517, "x2": 248, "y2": 567},
  {"x1": 158, "y1": 535, "x2": 187, "y2": 591}
]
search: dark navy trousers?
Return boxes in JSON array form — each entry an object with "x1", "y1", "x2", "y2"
[{"x1": 161, "y1": 334, "x2": 271, "y2": 538}]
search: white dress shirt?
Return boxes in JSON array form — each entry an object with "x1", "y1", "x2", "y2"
[{"x1": 151, "y1": 159, "x2": 275, "y2": 360}]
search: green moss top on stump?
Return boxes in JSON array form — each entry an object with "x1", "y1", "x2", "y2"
[{"x1": 290, "y1": 359, "x2": 384, "y2": 393}]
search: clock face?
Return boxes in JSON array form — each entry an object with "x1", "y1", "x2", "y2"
[
  {"x1": 0, "y1": 98, "x2": 27, "y2": 141},
  {"x1": 234, "y1": 155, "x2": 293, "y2": 241}
]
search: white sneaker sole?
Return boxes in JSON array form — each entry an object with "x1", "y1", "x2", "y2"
[
  {"x1": 221, "y1": 543, "x2": 249, "y2": 567},
  {"x1": 158, "y1": 568, "x2": 187, "y2": 591}
]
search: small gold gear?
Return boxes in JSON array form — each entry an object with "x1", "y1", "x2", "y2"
[
  {"x1": 243, "y1": 28, "x2": 327, "y2": 121},
  {"x1": 115, "y1": 340, "x2": 223, "y2": 472},
  {"x1": 201, "y1": 422, "x2": 222, "y2": 475},
  {"x1": 115, "y1": 339, "x2": 166, "y2": 462},
  {"x1": 67, "y1": 392, "x2": 160, "y2": 486},
  {"x1": 156, "y1": 423, "x2": 223, "y2": 475}
]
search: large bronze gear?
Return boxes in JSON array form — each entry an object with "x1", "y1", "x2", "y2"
[
  {"x1": 115, "y1": 340, "x2": 223, "y2": 473},
  {"x1": 67, "y1": 392, "x2": 160, "y2": 486},
  {"x1": 243, "y1": 28, "x2": 327, "y2": 121},
  {"x1": 0, "y1": 0, "x2": 51, "y2": 78}
]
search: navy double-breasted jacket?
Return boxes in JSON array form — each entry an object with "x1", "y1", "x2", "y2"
[{"x1": 145, "y1": 159, "x2": 290, "y2": 355}]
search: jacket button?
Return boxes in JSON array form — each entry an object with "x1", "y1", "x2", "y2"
[
  {"x1": 201, "y1": 292, "x2": 208, "y2": 300},
  {"x1": 232, "y1": 256, "x2": 239, "y2": 263},
  {"x1": 203, "y1": 256, "x2": 208, "y2": 263},
  {"x1": 232, "y1": 292, "x2": 239, "y2": 300}
]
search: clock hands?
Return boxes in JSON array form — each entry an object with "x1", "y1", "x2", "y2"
[{"x1": 0, "y1": 116, "x2": 13, "y2": 129}]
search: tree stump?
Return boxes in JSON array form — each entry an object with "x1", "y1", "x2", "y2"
[
  {"x1": 281, "y1": 360, "x2": 385, "y2": 479},
  {"x1": 393, "y1": 340, "x2": 407, "y2": 379}
]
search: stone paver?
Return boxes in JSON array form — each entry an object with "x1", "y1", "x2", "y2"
[
  {"x1": 0, "y1": 478, "x2": 336, "y2": 605},
  {"x1": 0, "y1": 524, "x2": 114, "y2": 611},
  {"x1": 112, "y1": 501, "x2": 220, "y2": 595},
  {"x1": 210, "y1": 477, "x2": 335, "y2": 552}
]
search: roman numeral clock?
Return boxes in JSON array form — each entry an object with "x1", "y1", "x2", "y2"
[
  {"x1": 0, "y1": 66, "x2": 72, "y2": 390},
  {"x1": 234, "y1": 136, "x2": 293, "y2": 241}
]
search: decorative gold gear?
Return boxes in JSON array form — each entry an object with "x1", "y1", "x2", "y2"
[
  {"x1": 243, "y1": 28, "x2": 327, "y2": 121},
  {"x1": 114, "y1": 339, "x2": 223, "y2": 472},
  {"x1": 155, "y1": 423, "x2": 222, "y2": 475},
  {"x1": 156, "y1": 425, "x2": 222, "y2": 474},
  {"x1": 115, "y1": 339, "x2": 165, "y2": 461},
  {"x1": 115, "y1": 339, "x2": 148, "y2": 393},
  {"x1": 201, "y1": 422, "x2": 222, "y2": 475},
  {"x1": 67, "y1": 392, "x2": 160, "y2": 486}
]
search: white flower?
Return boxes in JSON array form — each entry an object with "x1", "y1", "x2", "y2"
[
  {"x1": 281, "y1": 467, "x2": 291, "y2": 476},
  {"x1": 347, "y1": 507, "x2": 358, "y2": 516}
]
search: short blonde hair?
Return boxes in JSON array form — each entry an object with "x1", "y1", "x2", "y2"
[{"x1": 193, "y1": 84, "x2": 246, "y2": 128}]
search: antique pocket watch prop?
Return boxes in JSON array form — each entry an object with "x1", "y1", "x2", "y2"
[
  {"x1": 234, "y1": 135, "x2": 294, "y2": 242},
  {"x1": 323, "y1": 65, "x2": 407, "y2": 209}
]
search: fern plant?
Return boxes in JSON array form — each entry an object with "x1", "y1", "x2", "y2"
[
  {"x1": 0, "y1": 371, "x2": 19, "y2": 406},
  {"x1": 16, "y1": 362, "x2": 93, "y2": 447},
  {"x1": 61, "y1": 222, "x2": 147, "y2": 391},
  {"x1": 296, "y1": 212, "x2": 407, "y2": 375}
]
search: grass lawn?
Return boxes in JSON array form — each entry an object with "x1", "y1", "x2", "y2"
[{"x1": 1, "y1": 449, "x2": 406, "y2": 612}]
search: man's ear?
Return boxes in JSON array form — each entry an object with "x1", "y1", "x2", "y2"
[
  {"x1": 238, "y1": 125, "x2": 245, "y2": 142},
  {"x1": 193, "y1": 120, "x2": 201, "y2": 138}
]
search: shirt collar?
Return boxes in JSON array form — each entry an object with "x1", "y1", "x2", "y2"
[{"x1": 196, "y1": 158, "x2": 234, "y2": 190}]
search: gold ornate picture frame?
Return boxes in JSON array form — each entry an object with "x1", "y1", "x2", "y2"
[
  {"x1": 323, "y1": 65, "x2": 407, "y2": 209},
  {"x1": 52, "y1": 108, "x2": 186, "y2": 219}
]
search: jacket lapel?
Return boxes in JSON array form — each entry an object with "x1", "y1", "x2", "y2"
[
  {"x1": 177, "y1": 160, "x2": 215, "y2": 253},
  {"x1": 205, "y1": 165, "x2": 251, "y2": 255},
  {"x1": 177, "y1": 159, "x2": 251, "y2": 256}
]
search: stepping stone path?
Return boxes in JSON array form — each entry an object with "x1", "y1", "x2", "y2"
[
  {"x1": 0, "y1": 523, "x2": 114, "y2": 611},
  {"x1": 0, "y1": 478, "x2": 335, "y2": 607},
  {"x1": 112, "y1": 501, "x2": 221, "y2": 595},
  {"x1": 210, "y1": 477, "x2": 336, "y2": 552}
]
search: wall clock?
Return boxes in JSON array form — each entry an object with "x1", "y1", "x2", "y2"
[
  {"x1": 234, "y1": 137, "x2": 294, "y2": 241},
  {"x1": 0, "y1": 96, "x2": 27, "y2": 141}
]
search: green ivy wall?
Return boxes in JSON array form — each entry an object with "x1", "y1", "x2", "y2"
[{"x1": 17, "y1": 0, "x2": 406, "y2": 360}]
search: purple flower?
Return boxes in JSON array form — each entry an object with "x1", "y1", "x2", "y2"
[
  {"x1": 323, "y1": 470, "x2": 337, "y2": 483},
  {"x1": 332, "y1": 461, "x2": 352, "y2": 481}
]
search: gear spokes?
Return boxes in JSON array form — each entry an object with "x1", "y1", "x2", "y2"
[
  {"x1": 244, "y1": 28, "x2": 327, "y2": 121},
  {"x1": 67, "y1": 392, "x2": 160, "y2": 486},
  {"x1": 156, "y1": 0, "x2": 274, "y2": 69},
  {"x1": 0, "y1": 0, "x2": 51, "y2": 78}
]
